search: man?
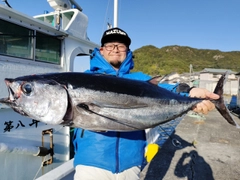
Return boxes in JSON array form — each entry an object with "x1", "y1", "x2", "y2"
[{"x1": 73, "y1": 27, "x2": 218, "y2": 180}]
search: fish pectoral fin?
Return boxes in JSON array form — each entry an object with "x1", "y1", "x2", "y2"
[
  {"x1": 88, "y1": 100, "x2": 148, "y2": 109},
  {"x1": 76, "y1": 103, "x2": 142, "y2": 130}
]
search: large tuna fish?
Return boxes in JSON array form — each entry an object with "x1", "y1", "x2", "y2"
[{"x1": 0, "y1": 72, "x2": 238, "y2": 131}]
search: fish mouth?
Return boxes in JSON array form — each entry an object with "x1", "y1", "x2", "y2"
[
  {"x1": 0, "y1": 97, "x2": 14, "y2": 105},
  {"x1": 0, "y1": 92, "x2": 15, "y2": 107},
  {"x1": 5, "y1": 78, "x2": 17, "y2": 100},
  {"x1": 0, "y1": 79, "x2": 28, "y2": 116},
  {"x1": 0, "y1": 79, "x2": 17, "y2": 105},
  {"x1": 0, "y1": 97, "x2": 29, "y2": 116}
]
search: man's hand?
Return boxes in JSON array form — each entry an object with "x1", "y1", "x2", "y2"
[{"x1": 189, "y1": 88, "x2": 219, "y2": 114}]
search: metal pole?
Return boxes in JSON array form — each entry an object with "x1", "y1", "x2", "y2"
[
  {"x1": 114, "y1": 0, "x2": 118, "y2": 27},
  {"x1": 189, "y1": 64, "x2": 192, "y2": 85}
]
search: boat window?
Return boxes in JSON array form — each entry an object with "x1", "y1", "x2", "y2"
[
  {"x1": 0, "y1": 19, "x2": 61, "y2": 65},
  {"x1": 35, "y1": 32, "x2": 61, "y2": 64},
  {"x1": 0, "y1": 19, "x2": 33, "y2": 59}
]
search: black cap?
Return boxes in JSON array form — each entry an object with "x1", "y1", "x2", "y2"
[{"x1": 101, "y1": 27, "x2": 131, "y2": 47}]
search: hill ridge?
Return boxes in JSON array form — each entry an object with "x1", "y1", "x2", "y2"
[{"x1": 132, "y1": 45, "x2": 240, "y2": 75}]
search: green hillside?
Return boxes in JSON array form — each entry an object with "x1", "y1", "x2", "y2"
[{"x1": 132, "y1": 45, "x2": 240, "y2": 76}]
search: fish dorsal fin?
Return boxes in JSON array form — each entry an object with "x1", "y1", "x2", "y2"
[
  {"x1": 148, "y1": 73, "x2": 177, "y2": 85},
  {"x1": 148, "y1": 76, "x2": 162, "y2": 85}
]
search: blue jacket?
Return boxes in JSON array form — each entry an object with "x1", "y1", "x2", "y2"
[{"x1": 73, "y1": 48, "x2": 180, "y2": 173}]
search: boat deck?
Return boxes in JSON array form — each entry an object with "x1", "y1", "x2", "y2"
[{"x1": 140, "y1": 109, "x2": 240, "y2": 180}]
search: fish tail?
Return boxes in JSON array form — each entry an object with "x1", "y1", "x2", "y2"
[{"x1": 213, "y1": 71, "x2": 240, "y2": 128}]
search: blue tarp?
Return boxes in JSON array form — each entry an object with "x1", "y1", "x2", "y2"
[{"x1": 228, "y1": 95, "x2": 237, "y2": 110}]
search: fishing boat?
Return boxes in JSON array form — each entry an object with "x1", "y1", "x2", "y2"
[{"x1": 0, "y1": 0, "x2": 98, "y2": 179}]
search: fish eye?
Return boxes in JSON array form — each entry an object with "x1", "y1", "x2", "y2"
[{"x1": 21, "y1": 83, "x2": 33, "y2": 95}]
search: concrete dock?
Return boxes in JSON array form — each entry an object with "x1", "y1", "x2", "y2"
[{"x1": 140, "y1": 110, "x2": 240, "y2": 180}]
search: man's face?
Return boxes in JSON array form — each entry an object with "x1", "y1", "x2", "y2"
[{"x1": 100, "y1": 42, "x2": 128, "y2": 69}]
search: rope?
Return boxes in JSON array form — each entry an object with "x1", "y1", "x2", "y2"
[
  {"x1": 101, "y1": 0, "x2": 112, "y2": 41},
  {"x1": 32, "y1": 156, "x2": 46, "y2": 180}
]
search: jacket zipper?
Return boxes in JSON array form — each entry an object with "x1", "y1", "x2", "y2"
[{"x1": 115, "y1": 132, "x2": 120, "y2": 173}]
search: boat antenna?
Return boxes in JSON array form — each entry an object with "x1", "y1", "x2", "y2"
[
  {"x1": 69, "y1": 0, "x2": 82, "y2": 11},
  {"x1": 113, "y1": 0, "x2": 118, "y2": 27},
  {"x1": 2, "y1": 0, "x2": 12, "y2": 8}
]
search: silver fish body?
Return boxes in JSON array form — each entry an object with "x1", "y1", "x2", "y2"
[{"x1": 0, "y1": 72, "x2": 238, "y2": 131}]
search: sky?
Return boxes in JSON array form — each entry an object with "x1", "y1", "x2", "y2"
[
  {"x1": 1, "y1": 0, "x2": 240, "y2": 71},
  {"x1": 2, "y1": 0, "x2": 240, "y2": 52}
]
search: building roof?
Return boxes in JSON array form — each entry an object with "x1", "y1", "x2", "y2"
[{"x1": 200, "y1": 68, "x2": 236, "y2": 74}]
